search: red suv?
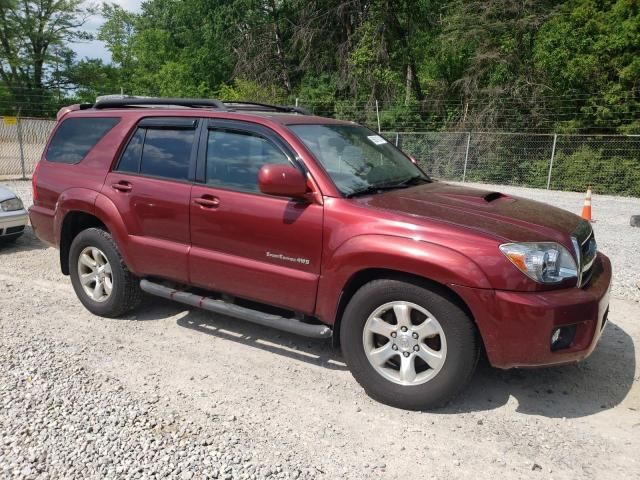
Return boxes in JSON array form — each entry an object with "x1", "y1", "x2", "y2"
[{"x1": 29, "y1": 97, "x2": 611, "y2": 409}]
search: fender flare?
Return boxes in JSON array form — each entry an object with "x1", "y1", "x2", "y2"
[
  {"x1": 315, "y1": 234, "x2": 492, "y2": 325},
  {"x1": 53, "y1": 188, "x2": 99, "y2": 244},
  {"x1": 55, "y1": 189, "x2": 137, "y2": 275}
]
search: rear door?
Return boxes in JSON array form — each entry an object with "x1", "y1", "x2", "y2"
[
  {"x1": 188, "y1": 119, "x2": 323, "y2": 313},
  {"x1": 102, "y1": 117, "x2": 200, "y2": 282}
]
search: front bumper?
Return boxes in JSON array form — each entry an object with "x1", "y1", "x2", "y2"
[
  {"x1": 452, "y1": 253, "x2": 612, "y2": 369},
  {"x1": 0, "y1": 209, "x2": 28, "y2": 237}
]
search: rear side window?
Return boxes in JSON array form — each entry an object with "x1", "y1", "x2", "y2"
[
  {"x1": 117, "y1": 129, "x2": 145, "y2": 173},
  {"x1": 115, "y1": 121, "x2": 196, "y2": 181},
  {"x1": 140, "y1": 129, "x2": 195, "y2": 180},
  {"x1": 45, "y1": 117, "x2": 119, "y2": 164}
]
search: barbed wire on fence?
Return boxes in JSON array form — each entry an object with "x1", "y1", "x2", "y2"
[{"x1": 1, "y1": 113, "x2": 639, "y2": 197}]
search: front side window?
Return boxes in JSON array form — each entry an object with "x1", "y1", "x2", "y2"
[
  {"x1": 289, "y1": 124, "x2": 429, "y2": 196},
  {"x1": 205, "y1": 129, "x2": 290, "y2": 192},
  {"x1": 46, "y1": 117, "x2": 119, "y2": 164},
  {"x1": 116, "y1": 127, "x2": 194, "y2": 181}
]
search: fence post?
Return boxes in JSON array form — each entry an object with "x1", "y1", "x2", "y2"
[
  {"x1": 395, "y1": 132, "x2": 399, "y2": 147},
  {"x1": 375, "y1": 99, "x2": 381, "y2": 133},
  {"x1": 16, "y1": 109, "x2": 26, "y2": 180},
  {"x1": 547, "y1": 133, "x2": 558, "y2": 190},
  {"x1": 462, "y1": 131, "x2": 471, "y2": 182}
]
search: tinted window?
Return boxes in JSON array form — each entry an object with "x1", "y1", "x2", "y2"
[
  {"x1": 116, "y1": 129, "x2": 145, "y2": 173},
  {"x1": 290, "y1": 124, "x2": 428, "y2": 196},
  {"x1": 139, "y1": 129, "x2": 195, "y2": 180},
  {"x1": 206, "y1": 129, "x2": 290, "y2": 192},
  {"x1": 46, "y1": 117, "x2": 119, "y2": 164}
]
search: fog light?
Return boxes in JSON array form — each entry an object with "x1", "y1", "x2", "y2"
[{"x1": 550, "y1": 325, "x2": 577, "y2": 351}]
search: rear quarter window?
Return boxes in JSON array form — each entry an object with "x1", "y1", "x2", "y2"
[{"x1": 45, "y1": 117, "x2": 120, "y2": 164}]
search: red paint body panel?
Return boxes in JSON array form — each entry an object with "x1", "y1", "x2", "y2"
[
  {"x1": 452, "y1": 253, "x2": 612, "y2": 368},
  {"x1": 29, "y1": 106, "x2": 613, "y2": 370},
  {"x1": 100, "y1": 172, "x2": 191, "y2": 282},
  {"x1": 189, "y1": 184, "x2": 323, "y2": 313}
]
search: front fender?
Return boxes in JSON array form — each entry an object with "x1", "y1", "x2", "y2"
[{"x1": 315, "y1": 234, "x2": 491, "y2": 324}]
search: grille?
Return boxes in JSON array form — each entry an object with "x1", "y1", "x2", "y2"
[
  {"x1": 572, "y1": 221, "x2": 597, "y2": 288},
  {"x1": 5, "y1": 225, "x2": 25, "y2": 235}
]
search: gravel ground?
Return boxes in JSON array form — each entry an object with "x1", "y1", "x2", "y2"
[{"x1": 1, "y1": 179, "x2": 639, "y2": 479}]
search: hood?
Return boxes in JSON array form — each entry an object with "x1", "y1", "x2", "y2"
[
  {"x1": 0, "y1": 185, "x2": 19, "y2": 202},
  {"x1": 354, "y1": 182, "x2": 582, "y2": 244}
]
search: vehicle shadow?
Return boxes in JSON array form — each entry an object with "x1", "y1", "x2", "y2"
[
  {"x1": 133, "y1": 295, "x2": 635, "y2": 417},
  {"x1": 132, "y1": 295, "x2": 346, "y2": 371},
  {"x1": 0, "y1": 226, "x2": 49, "y2": 254},
  {"x1": 177, "y1": 308, "x2": 346, "y2": 371},
  {"x1": 445, "y1": 320, "x2": 636, "y2": 418}
]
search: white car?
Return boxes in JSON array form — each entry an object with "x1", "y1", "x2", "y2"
[{"x1": 0, "y1": 186, "x2": 28, "y2": 243}]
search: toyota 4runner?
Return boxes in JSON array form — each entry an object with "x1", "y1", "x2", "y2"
[{"x1": 29, "y1": 97, "x2": 612, "y2": 409}]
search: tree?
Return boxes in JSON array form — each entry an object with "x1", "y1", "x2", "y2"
[
  {"x1": 534, "y1": 0, "x2": 640, "y2": 133},
  {"x1": 0, "y1": 0, "x2": 95, "y2": 115}
]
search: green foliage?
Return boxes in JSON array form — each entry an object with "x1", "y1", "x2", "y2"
[
  {"x1": 217, "y1": 78, "x2": 288, "y2": 103},
  {"x1": 0, "y1": 0, "x2": 96, "y2": 115},
  {"x1": 0, "y1": 0, "x2": 638, "y2": 137},
  {"x1": 533, "y1": 0, "x2": 640, "y2": 134},
  {"x1": 550, "y1": 146, "x2": 640, "y2": 196}
]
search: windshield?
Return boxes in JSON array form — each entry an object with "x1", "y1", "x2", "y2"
[{"x1": 289, "y1": 124, "x2": 429, "y2": 196}]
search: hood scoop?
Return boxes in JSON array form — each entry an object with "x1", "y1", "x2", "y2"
[
  {"x1": 484, "y1": 191, "x2": 507, "y2": 202},
  {"x1": 436, "y1": 190, "x2": 510, "y2": 206}
]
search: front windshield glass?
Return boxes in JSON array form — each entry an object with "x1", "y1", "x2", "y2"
[{"x1": 289, "y1": 124, "x2": 429, "y2": 196}]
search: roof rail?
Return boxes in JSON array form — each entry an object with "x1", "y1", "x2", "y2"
[
  {"x1": 222, "y1": 101, "x2": 311, "y2": 115},
  {"x1": 93, "y1": 96, "x2": 226, "y2": 110},
  {"x1": 91, "y1": 96, "x2": 311, "y2": 115}
]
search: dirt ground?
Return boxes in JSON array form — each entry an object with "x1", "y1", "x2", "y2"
[{"x1": 1, "y1": 180, "x2": 639, "y2": 479}]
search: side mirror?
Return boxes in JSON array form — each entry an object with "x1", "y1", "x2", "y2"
[{"x1": 258, "y1": 164, "x2": 309, "y2": 199}]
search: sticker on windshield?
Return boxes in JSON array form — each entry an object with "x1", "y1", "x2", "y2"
[{"x1": 367, "y1": 135, "x2": 387, "y2": 145}]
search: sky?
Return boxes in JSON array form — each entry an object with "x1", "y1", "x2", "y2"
[{"x1": 72, "y1": 0, "x2": 143, "y2": 62}]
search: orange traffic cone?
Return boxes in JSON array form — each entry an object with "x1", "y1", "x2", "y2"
[{"x1": 581, "y1": 186, "x2": 592, "y2": 222}]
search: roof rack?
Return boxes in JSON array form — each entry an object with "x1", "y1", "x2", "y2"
[
  {"x1": 93, "y1": 97, "x2": 226, "y2": 110},
  {"x1": 222, "y1": 101, "x2": 311, "y2": 115},
  {"x1": 92, "y1": 96, "x2": 310, "y2": 115}
]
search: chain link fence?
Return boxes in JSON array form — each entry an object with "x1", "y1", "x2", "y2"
[
  {"x1": 0, "y1": 117, "x2": 55, "y2": 178},
  {"x1": 1, "y1": 115, "x2": 639, "y2": 197},
  {"x1": 386, "y1": 132, "x2": 640, "y2": 196}
]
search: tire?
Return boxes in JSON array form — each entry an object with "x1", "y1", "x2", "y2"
[
  {"x1": 340, "y1": 279, "x2": 479, "y2": 410},
  {"x1": 69, "y1": 227, "x2": 142, "y2": 318}
]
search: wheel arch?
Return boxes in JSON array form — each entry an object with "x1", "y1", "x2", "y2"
[
  {"x1": 331, "y1": 268, "x2": 478, "y2": 349},
  {"x1": 58, "y1": 192, "x2": 133, "y2": 276},
  {"x1": 59, "y1": 211, "x2": 108, "y2": 275}
]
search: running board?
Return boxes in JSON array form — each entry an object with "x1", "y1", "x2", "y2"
[{"x1": 140, "y1": 279, "x2": 332, "y2": 339}]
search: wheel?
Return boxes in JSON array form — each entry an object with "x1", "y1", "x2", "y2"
[
  {"x1": 69, "y1": 228, "x2": 142, "y2": 318},
  {"x1": 340, "y1": 279, "x2": 479, "y2": 410}
]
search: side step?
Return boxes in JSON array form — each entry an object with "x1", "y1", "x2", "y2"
[{"x1": 140, "y1": 279, "x2": 332, "y2": 339}]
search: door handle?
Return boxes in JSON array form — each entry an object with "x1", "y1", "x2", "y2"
[
  {"x1": 194, "y1": 195, "x2": 220, "y2": 209},
  {"x1": 112, "y1": 181, "x2": 132, "y2": 192}
]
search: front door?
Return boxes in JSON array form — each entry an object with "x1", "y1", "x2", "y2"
[
  {"x1": 189, "y1": 120, "x2": 323, "y2": 313},
  {"x1": 102, "y1": 117, "x2": 199, "y2": 282}
]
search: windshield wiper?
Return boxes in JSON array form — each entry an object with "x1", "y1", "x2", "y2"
[
  {"x1": 393, "y1": 174, "x2": 430, "y2": 187},
  {"x1": 346, "y1": 175, "x2": 429, "y2": 198},
  {"x1": 346, "y1": 184, "x2": 401, "y2": 198}
]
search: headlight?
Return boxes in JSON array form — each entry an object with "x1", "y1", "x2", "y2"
[
  {"x1": 0, "y1": 197, "x2": 24, "y2": 212},
  {"x1": 499, "y1": 242, "x2": 577, "y2": 284}
]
